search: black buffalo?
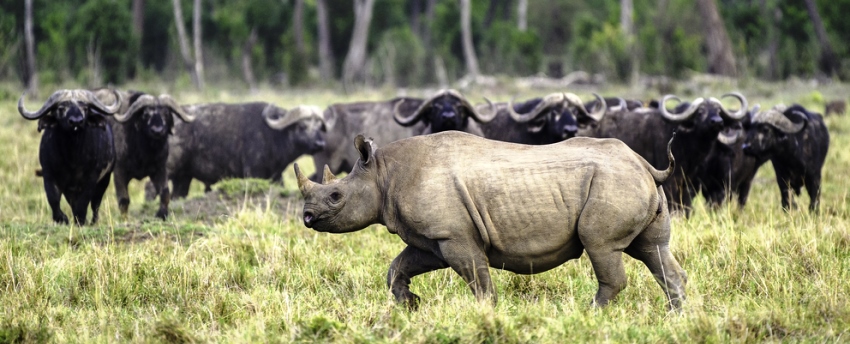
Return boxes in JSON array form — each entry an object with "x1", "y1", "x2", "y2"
[
  {"x1": 167, "y1": 103, "x2": 326, "y2": 199},
  {"x1": 743, "y1": 104, "x2": 829, "y2": 212},
  {"x1": 476, "y1": 92, "x2": 606, "y2": 144},
  {"x1": 580, "y1": 93, "x2": 749, "y2": 214},
  {"x1": 106, "y1": 92, "x2": 195, "y2": 219},
  {"x1": 392, "y1": 89, "x2": 497, "y2": 135},
  {"x1": 19, "y1": 90, "x2": 121, "y2": 224}
]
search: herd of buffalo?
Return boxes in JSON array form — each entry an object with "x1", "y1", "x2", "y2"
[{"x1": 17, "y1": 87, "x2": 830, "y2": 309}]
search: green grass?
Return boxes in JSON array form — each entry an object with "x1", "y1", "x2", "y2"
[{"x1": 1, "y1": 80, "x2": 849, "y2": 342}]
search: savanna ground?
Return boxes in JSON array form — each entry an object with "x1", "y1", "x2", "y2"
[{"x1": 0, "y1": 78, "x2": 848, "y2": 343}]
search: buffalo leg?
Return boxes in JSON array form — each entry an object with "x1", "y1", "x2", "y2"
[
  {"x1": 113, "y1": 169, "x2": 131, "y2": 216},
  {"x1": 152, "y1": 169, "x2": 170, "y2": 220},
  {"x1": 387, "y1": 245, "x2": 449, "y2": 310},
  {"x1": 43, "y1": 178, "x2": 68, "y2": 224},
  {"x1": 171, "y1": 176, "x2": 192, "y2": 200},
  {"x1": 805, "y1": 173, "x2": 821, "y2": 213},
  {"x1": 777, "y1": 177, "x2": 795, "y2": 211},
  {"x1": 68, "y1": 190, "x2": 91, "y2": 225},
  {"x1": 437, "y1": 240, "x2": 496, "y2": 305},
  {"x1": 90, "y1": 176, "x2": 111, "y2": 224}
]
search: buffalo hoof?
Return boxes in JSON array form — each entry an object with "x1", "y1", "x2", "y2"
[
  {"x1": 155, "y1": 209, "x2": 168, "y2": 220},
  {"x1": 396, "y1": 292, "x2": 421, "y2": 311},
  {"x1": 53, "y1": 213, "x2": 69, "y2": 224}
]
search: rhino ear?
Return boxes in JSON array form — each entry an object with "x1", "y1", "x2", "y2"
[{"x1": 354, "y1": 134, "x2": 376, "y2": 166}]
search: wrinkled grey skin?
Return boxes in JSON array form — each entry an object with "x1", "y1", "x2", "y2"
[
  {"x1": 295, "y1": 132, "x2": 687, "y2": 310},
  {"x1": 310, "y1": 98, "x2": 429, "y2": 181},
  {"x1": 166, "y1": 102, "x2": 326, "y2": 198}
]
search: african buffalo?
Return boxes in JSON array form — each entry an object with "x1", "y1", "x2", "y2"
[
  {"x1": 392, "y1": 89, "x2": 497, "y2": 136},
  {"x1": 580, "y1": 93, "x2": 749, "y2": 214},
  {"x1": 105, "y1": 92, "x2": 195, "y2": 218},
  {"x1": 743, "y1": 104, "x2": 829, "y2": 212},
  {"x1": 310, "y1": 97, "x2": 429, "y2": 181},
  {"x1": 474, "y1": 92, "x2": 606, "y2": 144},
  {"x1": 19, "y1": 90, "x2": 121, "y2": 224},
  {"x1": 167, "y1": 102, "x2": 325, "y2": 199},
  {"x1": 294, "y1": 132, "x2": 687, "y2": 310}
]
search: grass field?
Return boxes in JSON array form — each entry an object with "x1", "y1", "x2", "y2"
[{"x1": 1, "y1": 80, "x2": 848, "y2": 342}]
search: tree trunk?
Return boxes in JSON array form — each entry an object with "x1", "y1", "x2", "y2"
[
  {"x1": 802, "y1": 0, "x2": 838, "y2": 75},
  {"x1": 411, "y1": 0, "x2": 423, "y2": 37},
  {"x1": 172, "y1": 0, "x2": 200, "y2": 89},
  {"x1": 621, "y1": 0, "x2": 638, "y2": 84},
  {"x1": 517, "y1": 0, "x2": 527, "y2": 31},
  {"x1": 460, "y1": 0, "x2": 480, "y2": 77},
  {"x1": 192, "y1": 0, "x2": 204, "y2": 90},
  {"x1": 342, "y1": 0, "x2": 376, "y2": 88},
  {"x1": 132, "y1": 0, "x2": 145, "y2": 36},
  {"x1": 293, "y1": 0, "x2": 305, "y2": 54},
  {"x1": 760, "y1": 0, "x2": 778, "y2": 79},
  {"x1": 316, "y1": 0, "x2": 335, "y2": 80},
  {"x1": 242, "y1": 27, "x2": 258, "y2": 92},
  {"x1": 24, "y1": 0, "x2": 37, "y2": 96},
  {"x1": 696, "y1": 0, "x2": 737, "y2": 76}
]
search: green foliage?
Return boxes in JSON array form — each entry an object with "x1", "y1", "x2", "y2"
[
  {"x1": 213, "y1": 178, "x2": 283, "y2": 199},
  {"x1": 67, "y1": 0, "x2": 137, "y2": 84},
  {"x1": 572, "y1": 19, "x2": 629, "y2": 81},
  {"x1": 374, "y1": 26, "x2": 427, "y2": 87},
  {"x1": 480, "y1": 22, "x2": 542, "y2": 76}
]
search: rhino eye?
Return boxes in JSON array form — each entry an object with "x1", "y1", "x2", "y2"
[{"x1": 329, "y1": 191, "x2": 342, "y2": 203}]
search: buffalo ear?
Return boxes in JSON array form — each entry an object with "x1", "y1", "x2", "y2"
[{"x1": 354, "y1": 134, "x2": 376, "y2": 166}]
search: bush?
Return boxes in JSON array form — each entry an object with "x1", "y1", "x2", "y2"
[
  {"x1": 480, "y1": 22, "x2": 542, "y2": 76},
  {"x1": 373, "y1": 27, "x2": 427, "y2": 87}
]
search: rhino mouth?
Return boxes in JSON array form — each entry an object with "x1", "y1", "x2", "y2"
[{"x1": 303, "y1": 211, "x2": 316, "y2": 228}]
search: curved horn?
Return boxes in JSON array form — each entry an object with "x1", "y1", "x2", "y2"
[
  {"x1": 18, "y1": 90, "x2": 70, "y2": 120},
  {"x1": 294, "y1": 163, "x2": 318, "y2": 196},
  {"x1": 264, "y1": 104, "x2": 323, "y2": 130},
  {"x1": 718, "y1": 92, "x2": 748, "y2": 120},
  {"x1": 444, "y1": 89, "x2": 498, "y2": 123},
  {"x1": 754, "y1": 107, "x2": 807, "y2": 134},
  {"x1": 570, "y1": 93, "x2": 606, "y2": 122},
  {"x1": 159, "y1": 95, "x2": 195, "y2": 122},
  {"x1": 660, "y1": 95, "x2": 704, "y2": 121},
  {"x1": 609, "y1": 97, "x2": 628, "y2": 112},
  {"x1": 716, "y1": 128, "x2": 741, "y2": 145},
  {"x1": 507, "y1": 93, "x2": 565, "y2": 123},
  {"x1": 84, "y1": 89, "x2": 122, "y2": 115},
  {"x1": 115, "y1": 94, "x2": 157, "y2": 122},
  {"x1": 393, "y1": 92, "x2": 443, "y2": 126}
]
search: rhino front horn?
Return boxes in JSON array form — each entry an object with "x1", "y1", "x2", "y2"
[
  {"x1": 322, "y1": 165, "x2": 338, "y2": 184},
  {"x1": 293, "y1": 163, "x2": 316, "y2": 195}
]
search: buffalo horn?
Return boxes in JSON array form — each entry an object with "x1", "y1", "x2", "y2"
[
  {"x1": 716, "y1": 128, "x2": 740, "y2": 145},
  {"x1": 568, "y1": 92, "x2": 606, "y2": 122},
  {"x1": 18, "y1": 90, "x2": 69, "y2": 120},
  {"x1": 115, "y1": 94, "x2": 157, "y2": 122},
  {"x1": 753, "y1": 106, "x2": 807, "y2": 134},
  {"x1": 660, "y1": 95, "x2": 704, "y2": 121},
  {"x1": 159, "y1": 95, "x2": 195, "y2": 122},
  {"x1": 445, "y1": 89, "x2": 498, "y2": 123},
  {"x1": 717, "y1": 92, "x2": 748, "y2": 120},
  {"x1": 265, "y1": 105, "x2": 324, "y2": 130},
  {"x1": 83, "y1": 89, "x2": 123, "y2": 115},
  {"x1": 507, "y1": 93, "x2": 565, "y2": 123}
]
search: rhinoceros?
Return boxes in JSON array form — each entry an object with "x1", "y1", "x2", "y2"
[{"x1": 294, "y1": 131, "x2": 687, "y2": 310}]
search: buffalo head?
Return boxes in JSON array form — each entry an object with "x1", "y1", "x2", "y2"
[
  {"x1": 294, "y1": 135, "x2": 380, "y2": 233},
  {"x1": 19, "y1": 89, "x2": 122, "y2": 132},
  {"x1": 393, "y1": 89, "x2": 497, "y2": 132},
  {"x1": 264, "y1": 104, "x2": 327, "y2": 153},
  {"x1": 115, "y1": 94, "x2": 195, "y2": 139},
  {"x1": 742, "y1": 104, "x2": 809, "y2": 158},
  {"x1": 507, "y1": 92, "x2": 606, "y2": 140},
  {"x1": 660, "y1": 92, "x2": 748, "y2": 145}
]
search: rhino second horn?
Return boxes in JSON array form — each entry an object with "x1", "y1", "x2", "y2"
[{"x1": 322, "y1": 165, "x2": 337, "y2": 184}]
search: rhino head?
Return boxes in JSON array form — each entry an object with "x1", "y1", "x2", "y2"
[{"x1": 294, "y1": 134, "x2": 382, "y2": 233}]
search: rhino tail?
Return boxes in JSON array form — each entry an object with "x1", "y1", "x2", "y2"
[{"x1": 644, "y1": 133, "x2": 676, "y2": 185}]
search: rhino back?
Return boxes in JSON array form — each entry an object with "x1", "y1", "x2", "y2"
[{"x1": 378, "y1": 133, "x2": 658, "y2": 273}]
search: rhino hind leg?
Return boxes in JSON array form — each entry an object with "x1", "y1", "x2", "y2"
[
  {"x1": 585, "y1": 249, "x2": 628, "y2": 307},
  {"x1": 387, "y1": 245, "x2": 449, "y2": 310}
]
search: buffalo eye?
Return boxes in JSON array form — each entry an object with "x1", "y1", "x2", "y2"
[{"x1": 329, "y1": 191, "x2": 342, "y2": 203}]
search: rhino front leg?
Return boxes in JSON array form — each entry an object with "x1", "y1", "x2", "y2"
[
  {"x1": 387, "y1": 245, "x2": 448, "y2": 310},
  {"x1": 438, "y1": 240, "x2": 497, "y2": 305}
]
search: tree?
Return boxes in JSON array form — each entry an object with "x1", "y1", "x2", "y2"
[
  {"x1": 460, "y1": 0, "x2": 479, "y2": 77},
  {"x1": 192, "y1": 0, "x2": 204, "y2": 90},
  {"x1": 517, "y1": 0, "x2": 527, "y2": 31},
  {"x1": 132, "y1": 0, "x2": 145, "y2": 36},
  {"x1": 802, "y1": 0, "x2": 838, "y2": 76},
  {"x1": 696, "y1": 0, "x2": 737, "y2": 76},
  {"x1": 621, "y1": 0, "x2": 638, "y2": 84},
  {"x1": 172, "y1": 0, "x2": 203, "y2": 90},
  {"x1": 342, "y1": 0, "x2": 376, "y2": 88},
  {"x1": 316, "y1": 0, "x2": 335, "y2": 80},
  {"x1": 24, "y1": 0, "x2": 37, "y2": 96},
  {"x1": 242, "y1": 27, "x2": 258, "y2": 92},
  {"x1": 293, "y1": 0, "x2": 304, "y2": 54}
]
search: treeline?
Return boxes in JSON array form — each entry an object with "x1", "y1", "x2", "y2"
[{"x1": 1, "y1": 0, "x2": 847, "y2": 91}]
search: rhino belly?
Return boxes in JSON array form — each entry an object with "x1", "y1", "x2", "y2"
[{"x1": 487, "y1": 235, "x2": 584, "y2": 274}]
